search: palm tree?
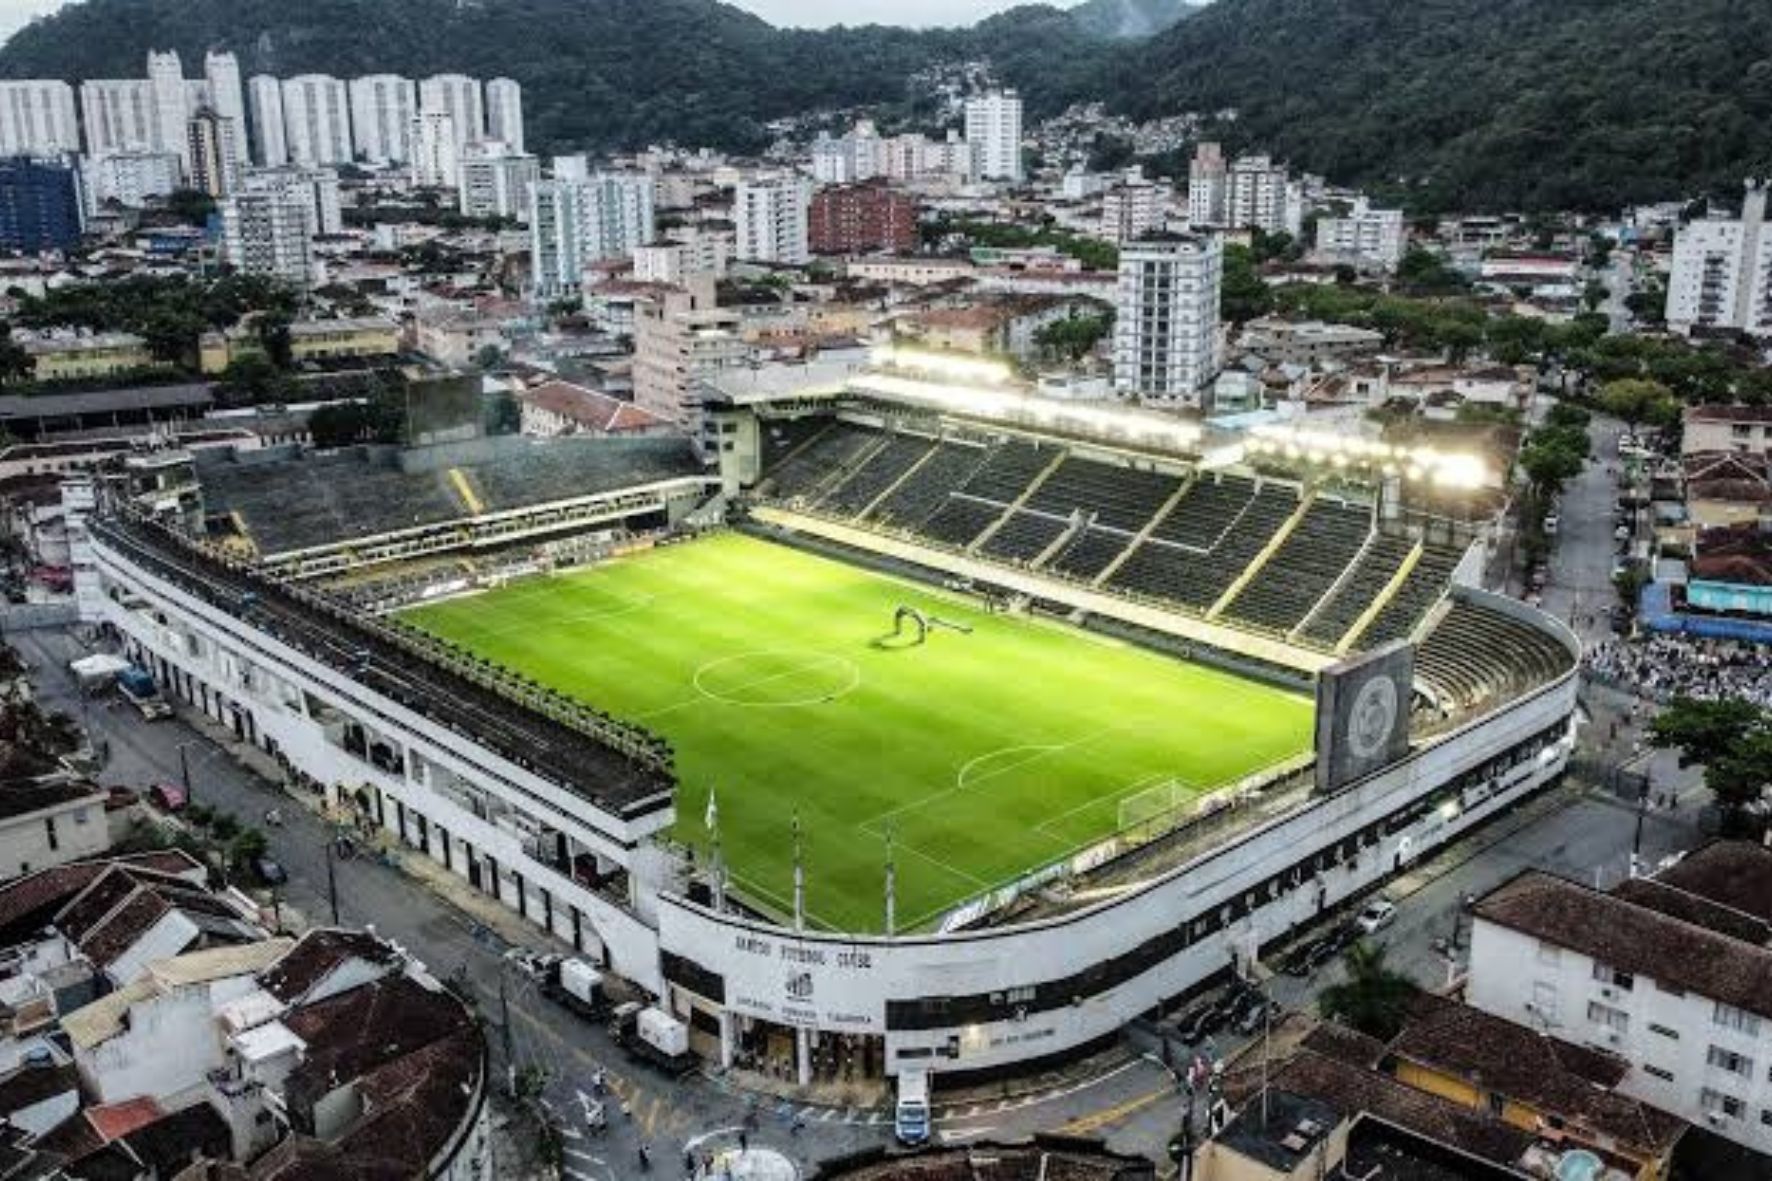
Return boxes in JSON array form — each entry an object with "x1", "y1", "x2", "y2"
[{"x1": 1319, "y1": 940, "x2": 1417, "y2": 1040}]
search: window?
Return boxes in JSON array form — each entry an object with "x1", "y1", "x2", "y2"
[
  {"x1": 1649, "y1": 1023, "x2": 1680, "y2": 1040},
  {"x1": 73, "y1": 807, "x2": 89, "y2": 826},
  {"x1": 42, "y1": 818, "x2": 56, "y2": 853},
  {"x1": 1762, "y1": 1110, "x2": 1772, "y2": 1128},
  {"x1": 1643, "y1": 1065, "x2": 1675, "y2": 1082},
  {"x1": 1591, "y1": 963, "x2": 1634, "y2": 992},
  {"x1": 1588, "y1": 1001, "x2": 1629, "y2": 1035},
  {"x1": 1714, "y1": 1002, "x2": 1762, "y2": 1037},
  {"x1": 1701, "y1": 1088, "x2": 1744, "y2": 1120},
  {"x1": 1708, "y1": 1046, "x2": 1755, "y2": 1077},
  {"x1": 1536, "y1": 942, "x2": 1562, "y2": 967}
]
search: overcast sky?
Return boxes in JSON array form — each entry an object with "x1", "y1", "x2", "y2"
[{"x1": 0, "y1": 0, "x2": 1057, "y2": 44}]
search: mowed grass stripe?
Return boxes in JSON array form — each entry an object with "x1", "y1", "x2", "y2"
[{"x1": 406, "y1": 534, "x2": 1314, "y2": 933}]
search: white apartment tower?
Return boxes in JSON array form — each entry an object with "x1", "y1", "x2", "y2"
[
  {"x1": 0, "y1": 81, "x2": 79, "y2": 156},
  {"x1": 964, "y1": 90, "x2": 1023, "y2": 183},
  {"x1": 484, "y1": 78, "x2": 524, "y2": 155},
  {"x1": 1315, "y1": 197, "x2": 1406, "y2": 271},
  {"x1": 145, "y1": 51, "x2": 189, "y2": 172},
  {"x1": 349, "y1": 75, "x2": 418, "y2": 165},
  {"x1": 240, "y1": 164, "x2": 342, "y2": 237},
  {"x1": 459, "y1": 140, "x2": 538, "y2": 223},
  {"x1": 1668, "y1": 181, "x2": 1772, "y2": 338},
  {"x1": 1225, "y1": 154, "x2": 1302, "y2": 236},
  {"x1": 1187, "y1": 141, "x2": 1226, "y2": 227},
  {"x1": 1101, "y1": 180, "x2": 1170, "y2": 246},
  {"x1": 529, "y1": 172, "x2": 657, "y2": 300},
  {"x1": 734, "y1": 174, "x2": 811, "y2": 265},
  {"x1": 419, "y1": 74, "x2": 484, "y2": 151},
  {"x1": 79, "y1": 80, "x2": 157, "y2": 158},
  {"x1": 280, "y1": 75, "x2": 352, "y2": 166},
  {"x1": 1113, "y1": 233, "x2": 1223, "y2": 404},
  {"x1": 246, "y1": 75, "x2": 287, "y2": 166},
  {"x1": 202, "y1": 52, "x2": 248, "y2": 164},
  {"x1": 220, "y1": 190, "x2": 313, "y2": 289},
  {"x1": 410, "y1": 110, "x2": 460, "y2": 189}
]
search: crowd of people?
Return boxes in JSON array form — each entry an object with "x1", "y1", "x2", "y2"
[{"x1": 1584, "y1": 634, "x2": 1772, "y2": 710}]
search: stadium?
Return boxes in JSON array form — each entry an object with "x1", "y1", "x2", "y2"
[{"x1": 75, "y1": 349, "x2": 1579, "y2": 1089}]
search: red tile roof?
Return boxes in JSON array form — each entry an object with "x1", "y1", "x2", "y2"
[{"x1": 518, "y1": 380, "x2": 668, "y2": 434}]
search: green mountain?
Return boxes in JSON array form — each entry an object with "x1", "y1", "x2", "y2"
[
  {"x1": 1117, "y1": 0, "x2": 1772, "y2": 211},
  {"x1": 0, "y1": 0, "x2": 1114, "y2": 153},
  {"x1": 1067, "y1": 0, "x2": 1195, "y2": 40}
]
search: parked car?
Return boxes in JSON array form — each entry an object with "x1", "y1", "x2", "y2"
[
  {"x1": 505, "y1": 948, "x2": 564, "y2": 981},
  {"x1": 1234, "y1": 996, "x2": 1280, "y2": 1036},
  {"x1": 253, "y1": 856, "x2": 288, "y2": 886},
  {"x1": 1355, "y1": 898, "x2": 1397, "y2": 934},
  {"x1": 1176, "y1": 1001, "x2": 1224, "y2": 1046},
  {"x1": 146, "y1": 782, "x2": 187, "y2": 812}
]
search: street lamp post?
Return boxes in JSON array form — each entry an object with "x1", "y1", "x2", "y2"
[{"x1": 178, "y1": 741, "x2": 194, "y2": 806}]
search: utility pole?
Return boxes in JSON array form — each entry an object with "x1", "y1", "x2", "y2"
[
  {"x1": 178, "y1": 741, "x2": 193, "y2": 807},
  {"x1": 498, "y1": 964, "x2": 517, "y2": 1097},
  {"x1": 324, "y1": 834, "x2": 340, "y2": 925}
]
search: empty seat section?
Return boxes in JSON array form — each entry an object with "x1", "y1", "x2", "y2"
[
  {"x1": 1355, "y1": 542, "x2": 1465, "y2": 648},
  {"x1": 1225, "y1": 500, "x2": 1371, "y2": 632},
  {"x1": 1049, "y1": 527, "x2": 1135, "y2": 580},
  {"x1": 979, "y1": 511, "x2": 1069, "y2": 563},
  {"x1": 1151, "y1": 476, "x2": 1257, "y2": 550},
  {"x1": 866, "y1": 443, "x2": 989, "y2": 528},
  {"x1": 819, "y1": 435, "x2": 934, "y2": 516},
  {"x1": 1300, "y1": 534, "x2": 1416, "y2": 647},
  {"x1": 1026, "y1": 458, "x2": 1182, "y2": 533},
  {"x1": 921, "y1": 496, "x2": 1005, "y2": 548},
  {"x1": 958, "y1": 440, "x2": 1051, "y2": 503},
  {"x1": 764, "y1": 423, "x2": 880, "y2": 501},
  {"x1": 1110, "y1": 485, "x2": 1298, "y2": 610},
  {"x1": 1415, "y1": 601, "x2": 1573, "y2": 713}
]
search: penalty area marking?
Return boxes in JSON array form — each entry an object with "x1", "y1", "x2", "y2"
[{"x1": 691, "y1": 649, "x2": 862, "y2": 708}]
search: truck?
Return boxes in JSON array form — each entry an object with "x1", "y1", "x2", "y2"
[
  {"x1": 116, "y1": 667, "x2": 171, "y2": 720},
  {"x1": 607, "y1": 1002, "x2": 696, "y2": 1077},
  {"x1": 895, "y1": 1068, "x2": 932, "y2": 1146},
  {"x1": 546, "y1": 957, "x2": 606, "y2": 1018}
]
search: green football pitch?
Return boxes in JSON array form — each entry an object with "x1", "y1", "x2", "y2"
[{"x1": 405, "y1": 533, "x2": 1314, "y2": 933}]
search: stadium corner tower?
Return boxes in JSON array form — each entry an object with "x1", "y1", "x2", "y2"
[{"x1": 78, "y1": 351, "x2": 1577, "y2": 1089}]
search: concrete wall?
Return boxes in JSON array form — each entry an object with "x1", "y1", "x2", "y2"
[{"x1": 0, "y1": 794, "x2": 108, "y2": 878}]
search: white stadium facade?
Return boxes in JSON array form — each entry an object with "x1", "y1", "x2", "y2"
[{"x1": 70, "y1": 356, "x2": 1579, "y2": 1089}]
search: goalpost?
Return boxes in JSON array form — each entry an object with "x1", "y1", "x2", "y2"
[{"x1": 1116, "y1": 778, "x2": 1197, "y2": 838}]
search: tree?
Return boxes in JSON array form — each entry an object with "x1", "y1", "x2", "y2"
[
  {"x1": 213, "y1": 355, "x2": 298, "y2": 409},
  {"x1": 484, "y1": 390, "x2": 521, "y2": 436},
  {"x1": 163, "y1": 188, "x2": 216, "y2": 227},
  {"x1": 1319, "y1": 941, "x2": 1417, "y2": 1041},
  {"x1": 0, "y1": 324, "x2": 33, "y2": 387},
  {"x1": 1597, "y1": 378, "x2": 1678, "y2": 432},
  {"x1": 1518, "y1": 431, "x2": 1587, "y2": 500},
  {"x1": 1650, "y1": 697, "x2": 1772, "y2": 831},
  {"x1": 1221, "y1": 244, "x2": 1273, "y2": 324},
  {"x1": 1034, "y1": 312, "x2": 1113, "y2": 362},
  {"x1": 255, "y1": 311, "x2": 294, "y2": 369}
]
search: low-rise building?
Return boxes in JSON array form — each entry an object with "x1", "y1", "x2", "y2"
[
  {"x1": 517, "y1": 379, "x2": 671, "y2": 438},
  {"x1": 16, "y1": 330, "x2": 157, "y2": 382},
  {"x1": 1684, "y1": 405, "x2": 1772, "y2": 457},
  {"x1": 1468, "y1": 842, "x2": 1772, "y2": 1158},
  {"x1": 198, "y1": 317, "x2": 400, "y2": 375},
  {"x1": 0, "y1": 781, "x2": 110, "y2": 880},
  {"x1": 1238, "y1": 319, "x2": 1385, "y2": 367},
  {"x1": 895, "y1": 295, "x2": 1104, "y2": 363}
]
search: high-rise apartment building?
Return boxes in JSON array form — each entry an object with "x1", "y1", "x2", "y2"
[
  {"x1": 202, "y1": 52, "x2": 248, "y2": 165},
  {"x1": 85, "y1": 151, "x2": 180, "y2": 210},
  {"x1": 280, "y1": 75, "x2": 352, "y2": 166},
  {"x1": 1668, "y1": 181, "x2": 1772, "y2": 338},
  {"x1": 145, "y1": 51, "x2": 189, "y2": 173},
  {"x1": 0, "y1": 82, "x2": 79, "y2": 157},
  {"x1": 808, "y1": 180, "x2": 919, "y2": 256},
  {"x1": 418, "y1": 75, "x2": 483, "y2": 151},
  {"x1": 1225, "y1": 154, "x2": 1303, "y2": 236},
  {"x1": 349, "y1": 75, "x2": 417, "y2": 165},
  {"x1": 220, "y1": 188, "x2": 312, "y2": 289},
  {"x1": 484, "y1": 78, "x2": 523, "y2": 155},
  {"x1": 241, "y1": 165, "x2": 342, "y2": 237},
  {"x1": 409, "y1": 110, "x2": 459, "y2": 189},
  {"x1": 1315, "y1": 197, "x2": 1406, "y2": 271},
  {"x1": 964, "y1": 90, "x2": 1023, "y2": 183},
  {"x1": 185, "y1": 106, "x2": 240, "y2": 197},
  {"x1": 632, "y1": 277, "x2": 747, "y2": 431},
  {"x1": 632, "y1": 227, "x2": 732, "y2": 285},
  {"x1": 1113, "y1": 233, "x2": 1223, "y2": 404},
  {"x1": 459, "y1": 140, "x2": 538, "y2": 223},
  {"x1": 0, "y1": 156, "x2": 84, "y2": 252},
  {"x1": 529, "y1": 172, "x2": 657, "y2": 299},
  {"x1": 246, "y1": 75, "x2": 287, "y2": 166},
  {"x1": 734, "y1": 174, "x2": 811, "y2": 264},
  {"x1": 78, "y1": 80, "x2": 157, "y2": 158},
  {"x1": 1187, "y1": 142, "x2": 1226, "y2": 227},
  {"x1": 1101, "y1": 179, "x2": 1170, "y2": 246},
  {"x1": 811, "y1": 122, "x2": 884, "y2": 185}
]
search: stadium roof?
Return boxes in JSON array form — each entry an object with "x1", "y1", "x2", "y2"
[{"x1": 196, "y1": 434, "x2": 707, "y2": 557}]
